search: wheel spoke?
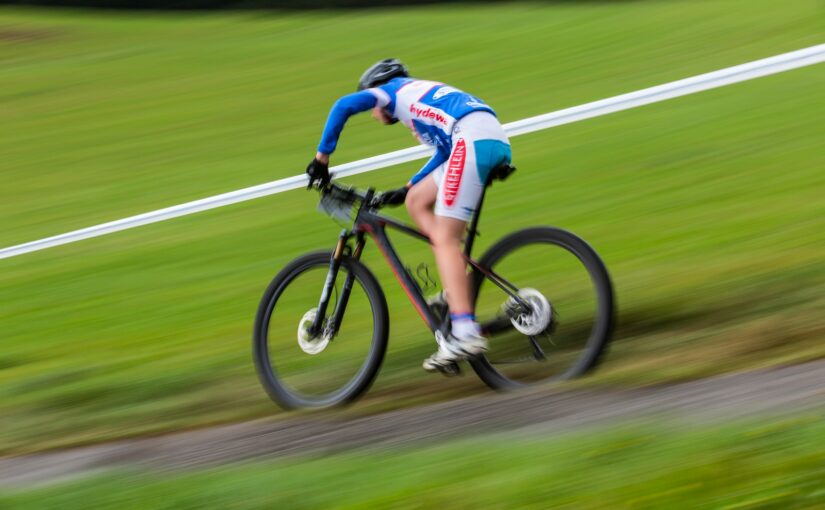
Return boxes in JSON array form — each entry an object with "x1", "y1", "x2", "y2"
[
  {"x1": 527, "y1": 336, "x2": 546, "y2": 360},
  {"x1": 480, "y1": 315, "x2": 513, "y2": 335},
  {"x1": 491, "y1": 356, "x2": 547, "y2": 364}
]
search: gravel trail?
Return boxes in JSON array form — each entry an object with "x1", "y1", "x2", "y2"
[{"x1": 1, "y1": 360, "x2": 823, "y2": 488}]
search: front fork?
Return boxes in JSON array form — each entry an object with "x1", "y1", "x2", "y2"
[{"x1": 309, "y1": 229, "x2": 365, "y2": 337}]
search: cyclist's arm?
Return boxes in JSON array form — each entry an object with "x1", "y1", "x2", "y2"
[
  {"x1": 317, "y1": 91, "x2": 378, "y2": 155},
  {"x1": 409, "y1": 147, "x2": 449, "y2": 186}
]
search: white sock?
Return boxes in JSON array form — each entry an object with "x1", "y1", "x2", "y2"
[{"x1": 451, "y1": 318, "x2": 481, "y2": 340}]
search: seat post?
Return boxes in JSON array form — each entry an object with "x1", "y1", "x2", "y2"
[
  {"x1": 463, "y1": 178, "x2": 491, "y2": 258},
  {"x1": 463, "y1": 163, "x2": 515, "y2": 258}
]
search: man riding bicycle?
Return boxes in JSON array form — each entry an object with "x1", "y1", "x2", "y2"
[{"x1": 306, "y1": 58, "x2": 512, "y2": 373}]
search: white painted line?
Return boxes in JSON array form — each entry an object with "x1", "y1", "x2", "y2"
[{"x1": 2, "y1": 43, "x2": 824, "y2": 260}]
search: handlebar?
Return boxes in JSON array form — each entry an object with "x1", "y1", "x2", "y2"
[
  {"x1": 324, "y1": 181, "x2": 377, "y2": 206},
  {"x1": 315, "y1": 180, "x2": 381, "y2": 221}
]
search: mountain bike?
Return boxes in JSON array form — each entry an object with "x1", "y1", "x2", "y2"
[{"x1": 253, "y1": 164, "x2": 615, "y2": 409}]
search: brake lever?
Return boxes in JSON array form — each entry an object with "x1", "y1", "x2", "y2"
[{"x1": 364, "y1": 187, "x2": 379, "y2": 209}]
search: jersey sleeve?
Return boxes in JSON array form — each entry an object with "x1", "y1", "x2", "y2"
[
  {"x1": 372, "y1": 77, "x2": 409, "y2": 116},
  {"x1": 317, "y1": 90, "x2": 378, "y2": 154},
  {"x1": 410, "y1": 146, "x2": 449, "y2": 185},
  {"x1": 367, "y1": 86, "x2": 391, "y2": 108}
]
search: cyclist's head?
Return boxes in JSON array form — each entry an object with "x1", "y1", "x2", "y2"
[
  {"x1": 357, "y1": 58, "x2": 409, "y2": 91},
  {"x1": 371, "y1": 106, "x2": 395, "y2": 125}
]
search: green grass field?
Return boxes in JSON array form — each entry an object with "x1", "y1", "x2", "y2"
[
  {"x1": 3, "y1": 413, "x2": 824, "y2": 509},
  {"x1": 1, "y1": 1, "x2": 824, "y2": 455}
]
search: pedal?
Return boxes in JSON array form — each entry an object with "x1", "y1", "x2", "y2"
[
  {"x1": 423, "y1": 360, "x2": 462, "y2": 376},
  {"x1": 435, "y1": 361, "x2": 461, "y2": 377}
]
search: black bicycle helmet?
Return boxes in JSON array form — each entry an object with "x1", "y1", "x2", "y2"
[{"x1": 357, "y1": 58, "x2": 409, "y2": 91}]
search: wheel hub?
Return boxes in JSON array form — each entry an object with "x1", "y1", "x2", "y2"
[
  {"x1": 504, "y1": 288, "x2": 552, "y2": 336},
  {"x1": 297, "y1": 308, "x2": 332, "y2": 355}
]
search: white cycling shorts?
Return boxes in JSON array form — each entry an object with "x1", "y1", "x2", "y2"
[{"x1": 431, "y1": 111, "x2": 511, "y2": 222}]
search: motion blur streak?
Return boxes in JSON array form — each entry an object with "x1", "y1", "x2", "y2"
[{"x1": 1, "y1": 43, "x2": 824, "y2": 261}]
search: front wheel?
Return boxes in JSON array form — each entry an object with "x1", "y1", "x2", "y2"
[
  {"x1": 253, "y1": 251, "x2": 389, "y2": 409},
  {"x1": 469, "y1": 227, "x2": 615, "y2": 390}
]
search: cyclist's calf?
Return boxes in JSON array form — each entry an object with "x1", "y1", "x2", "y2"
[{"x1": 431, "y1": 216, "x2": 474, "y2": 316}]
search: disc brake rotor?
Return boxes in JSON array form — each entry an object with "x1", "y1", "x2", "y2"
[
  {"x1": 297, "y1": 308, "x2": 332, "y2": 355},
  {"x1": 504, "y1": 288, "x2": 552, "y2": 336}
]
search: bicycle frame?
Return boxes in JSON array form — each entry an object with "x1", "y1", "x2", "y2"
[{"x1": 310, "y1": 180, "x2": 529, "y2": 338}]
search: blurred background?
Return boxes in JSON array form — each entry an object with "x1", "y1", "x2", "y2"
[{"x1": 1, "y1": 0, "x2": 824, "y2": 507}]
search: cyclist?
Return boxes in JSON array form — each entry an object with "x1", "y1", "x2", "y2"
[{"x1": 306, "y1": 58, "x2": 512, "y2": 373}]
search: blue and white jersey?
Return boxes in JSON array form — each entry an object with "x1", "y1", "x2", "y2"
[
  {"x1": 317, "y1": 77, "x2": 497, "y2": 184},
  {"x1": 370, "y1": 78, "x2": 495, "y2": 152}
]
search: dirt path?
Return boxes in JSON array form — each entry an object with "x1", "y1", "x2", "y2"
[{"x1": 1, "y1": 360, "x2": 823, "y2": 488}]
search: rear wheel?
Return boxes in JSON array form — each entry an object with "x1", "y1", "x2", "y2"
[
  {"x1": 469, "y1": 227, "x2": 614, "y2": 390},
  {"x1": 253, "y1": 251, "x2": 389, "y2": 409}
]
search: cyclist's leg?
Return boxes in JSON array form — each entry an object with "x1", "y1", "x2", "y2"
[
  {"x1": 431, "y1": 115, "x2": 510, "y2": 338},
  {"x1": 431, "y1": 136, "x2": 481, "y2": 319},
  {"x1": 431, "y1": 215, "x2": 473, "y2": 314},
  {"x1": 405, "y1": 174, "x2": 438, "y2": 237},
  {"x1": 422, "y1": 138, "x2": 487, "y2": 370}
]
